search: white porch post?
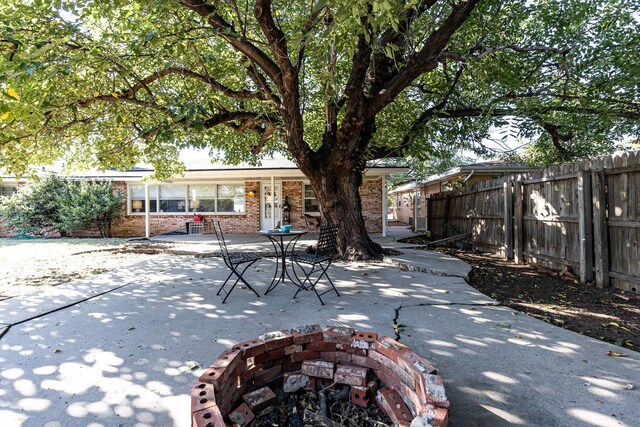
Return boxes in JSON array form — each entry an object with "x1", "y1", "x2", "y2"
[
  {"x1": 382, "y1": 175, "x2": 388, "y2": 237},
  {"x1": 144, "y1": 183, "x2": 150, "y2": 239},
  {"x1": 271, "y1": 176, "x2": 276, "y2": 229}
]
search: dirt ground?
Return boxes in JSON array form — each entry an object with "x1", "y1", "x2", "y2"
[
  {"x1": 441, "y1": 248, "x2": 640, "y2": 351},
  {"x1": 0, "y1": 238, "x2": 193, "y2": 300}
]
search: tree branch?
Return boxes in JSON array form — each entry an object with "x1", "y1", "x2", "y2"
[
  {"x1": 367, "y1": 0, "x2": 481, "y2": 116},
  {"x1": 179, "y1": 0, "x2": 283, "y2": 86},
  {"x1": 439, "y1": 44, "x2": 571, "y2": 62},
  {"x1": 121, "y1": 66, "x2": 266, "y2": 100}
]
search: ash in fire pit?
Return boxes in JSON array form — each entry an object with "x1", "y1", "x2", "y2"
[{"x1": 191, "y1": 325, "x2": 449, "y2": 427}]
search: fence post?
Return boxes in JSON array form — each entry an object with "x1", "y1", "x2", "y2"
[
  {"x1": 592, "y1": 169, "x2": 610, "y2": 288},
  {"x1": 513, "y1": 179, "x2": 524, "y2": 263},
  {"x1": 443, "y1": 194, "x2": 452, "y2": 238},
  {"x1": 503, "y1": 181, "x2": 514, "y2": 260},
  {"x1": 578, "y1": 170, "x2": 594, "y2": 283},
  {"x1": 426, "y1": 197, "x2": 432, "y2": 237}
]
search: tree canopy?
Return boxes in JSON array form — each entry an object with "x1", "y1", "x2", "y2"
[
  {"x1": 1, "y1": 0, "x2": 638, "y2": 177},
  {"x1": 1, "y1": 0, "x2": 638, "y2": 257}
]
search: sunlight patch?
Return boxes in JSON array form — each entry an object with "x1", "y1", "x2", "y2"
[
  {"x1": 480, "y1": 404, "x2": 526, "y2": 424},
  {"x1": 568, "y1": 408, "x2": 627, "y2": 426}
]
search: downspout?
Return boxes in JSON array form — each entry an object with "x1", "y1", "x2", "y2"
[{"x1": 463, "y1": 169, "x2": 475, "y2": 183}]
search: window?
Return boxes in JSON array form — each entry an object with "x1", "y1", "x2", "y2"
[
  {"x1": 303, "y1": 184, "x2": 319, "y2": 214},
  {"x1": 129, "y1": 185, "x2": 157, "y2": 212},
  {"x1": 396, "y1": 194, "x2": 402, "y2": 208},
  {"x1": 217, "y1": 184, "x2": 245, "y2": 213},
  {"x1": 0, "y1": 185, "x2": 17, "y2": 197},
  {"x1": 128, "y1": 183, "x2": 245, "y2": 214},
  {"x1": 159, "y1": 185, "x2": 187, "y2": 212},
  {"x1": 189, "y1": 185, "x2": 216, "y2": 212}
]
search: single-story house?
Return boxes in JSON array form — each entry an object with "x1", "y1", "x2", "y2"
[
  {"x1": 1, "y1": 154, "x2": 407, "y2": 238},
  {"x1": 390, "y1": 161, "x2": 534, "y2": 226}
]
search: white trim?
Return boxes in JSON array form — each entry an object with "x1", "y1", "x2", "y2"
[
  {"x1": 382, "y1": 175, "x2": 387, "y2": 237},
  {"x1": 270, "y1": 176, "x2": 275, "y2": 229},
  {"x1": 301, "y1": 182, "x2": 320, "y2": 215},
  {"x1": 127, "y1": 182, "x2": 247, "y2": 215},
  {"x1": 144, "y1": 183, "x2": 150, "y2": 239}
]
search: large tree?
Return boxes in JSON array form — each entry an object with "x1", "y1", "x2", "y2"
[{"x1": 1, "y1": 0, "x2": 638, "y2": 258}]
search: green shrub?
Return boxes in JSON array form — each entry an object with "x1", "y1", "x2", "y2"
[
  {"x1": 0, "y1": 175, "x2": 124, "y2": 237},
  {"x1": 0, "y1": 175, "x2": 72, "y2": 236},
  {"x1": 59, "y1": 180, "x2": 124, "y2": 237}
]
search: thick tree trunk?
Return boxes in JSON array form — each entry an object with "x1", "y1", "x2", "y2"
[{"x1": 306, "y1": 164, "x2": 384, "y2": 261}]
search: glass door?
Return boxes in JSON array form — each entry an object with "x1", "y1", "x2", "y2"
[{"x1": 260, "y1": 182, "x2": 281, "y2": 230}]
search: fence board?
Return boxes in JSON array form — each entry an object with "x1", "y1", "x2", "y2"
[{"x1": 425, "y1": 151, "x2": 640, "y2": 293}]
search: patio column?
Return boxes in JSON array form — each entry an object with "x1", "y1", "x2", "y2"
[
  {"x1": 144, "y1": 183, "x2": 150, "y2": 239},
  {"x1": 382, "y1": 175, "x2": 388, "y2": 237},
  {"x1": 271, "y1": 175, "x2": 276, "y2": 229}
]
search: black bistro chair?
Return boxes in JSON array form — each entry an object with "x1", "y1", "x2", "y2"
[
  {"x1": 213, "y1": 221, "x2": 262, "y2": 303},
  {"x1": 290, "y1": 221, "x2": 340, "y2": 305}
]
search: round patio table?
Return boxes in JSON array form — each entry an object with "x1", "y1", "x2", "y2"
[{"x1": 259, "y1": 229, "x2": 308, "y2": 295}]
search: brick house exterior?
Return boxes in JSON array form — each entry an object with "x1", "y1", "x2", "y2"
[{"x1": 1, "y1": 157, "x2": 404, "y2": 238}]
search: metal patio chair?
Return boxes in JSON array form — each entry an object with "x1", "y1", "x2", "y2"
[
  {"x1": 290, "y1": 221, "x2": 340, "y2": 305},
  {"x1": 213, "y1": 221, "x2": 262, "y2": 303}
]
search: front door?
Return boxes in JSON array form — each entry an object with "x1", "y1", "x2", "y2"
[{"x1": 260, "y1": 182, "x2": 281, "y2": 230}]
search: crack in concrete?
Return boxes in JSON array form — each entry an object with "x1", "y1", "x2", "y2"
[
  {"x1": 392, "y1": 301, "x2": 501, "y2": 343},
  {"x1": 386, "y1": 258, "x2": 468, "y2": 279}
]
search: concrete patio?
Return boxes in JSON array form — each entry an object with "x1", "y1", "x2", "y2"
[{"x1": 0, "y1": 228, "x2": 638, "y2": 426}]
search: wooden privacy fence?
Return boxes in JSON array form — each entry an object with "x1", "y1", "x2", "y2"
[{"x1": 427, "y1": 151, "x2": 640, "y2": 293}]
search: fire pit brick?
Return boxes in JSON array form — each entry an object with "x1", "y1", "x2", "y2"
[
  {"x1": 242, "y1": 386, "x2": 276, "y2": 412},
  {"x1": 323, "y1": 325, "x2": 355, "y2": 344},
  {"x1": 350, "y1": 385, "x2": 370, "y2": 408},
  {"x1": 418, "y1": 374, "x2": 449, "y2": 408},
  {"x1": 352, "y1": 330, "x2": 378, "y2": 349},
  {"x1": 232, "y1": 339, "x2": 266, "y2": 359},
  {"x1": 412, "y1": 405, "x2": 449, "y2": 427},
  {"x1": 301, "y1": 360, "x2": 335, "y2": 379},
  {"x1": 259, "y1": 330, "x2": 294, "y2": 352},
  {"x1": 334, "y1": 364, "x2": 368, "y2": 387},
  {"x1": 283, "y1": 372, "x2": 311, "y2": 393},
  {"x1": 192, "y1": 405, "x2": 225, "y2": 427},
  {"x1": 369, "y1": 348, "x2": 417, "y2": 390},
  {"x1": 191, "y1": 383, "x2": 216, "y2": 413},
  {"x1": 253, "y1": 365, "x2": 282, "y2": 387},
  {"x1": 320, "y1": 350, "x2": 352, "y2": 364},
  {"x1": 192, "y1": 327, "x2": 449, "y2": 427},
  {"x1": 374, "y1": 336, "x2": 412, "y2": 362},
  {"x1": 305, "y1": 340, "x2": 338, "y2": 352},
  {"x1": 291, "y1": 324, "x2": 324, "y2": 344},
  {"x1": 376, "y1": 387, "x2": 414, "y2": 426},
  {"x1": 228, "y1": 402, "x2": 254, "y2": 426},
  {"x1": 351, "y1": 354, "x2": 382, "y2": 371},
  {"x1": 199, "y1": 365, "x2": 234, "y2": 392},
  {"x1": 290, "y1": 350, "x2": 321, "y2": 362}
]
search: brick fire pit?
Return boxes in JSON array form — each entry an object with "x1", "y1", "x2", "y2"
[{"x1": 191, "y1": 325, "x2": 449, "y2": 427}]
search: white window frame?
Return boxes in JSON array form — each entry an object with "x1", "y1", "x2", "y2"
[
  {"x1": 301, "y1": 182, "x2": 320, "y2": 215},
  {"x1": 127, "y1": 182, "x2": 246, "y2": 215}
]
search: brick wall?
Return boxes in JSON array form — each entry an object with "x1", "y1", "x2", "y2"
[
  {"x1": 281, "y1": 179, "x2": 382, "y2": 233},
  {"x1": 108, "y1": 181, "x2": 262, "y2": 237},
  {"x1": 360, "y1": 179, "x2": 382, "y2": 232},
  {"x1": 0, "y1": 178, "x2": 384, "y2": 237}
]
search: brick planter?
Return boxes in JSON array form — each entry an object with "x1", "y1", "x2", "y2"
[{"x1": 191, "y1": 325, "x2": 449, "y2": 427}]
